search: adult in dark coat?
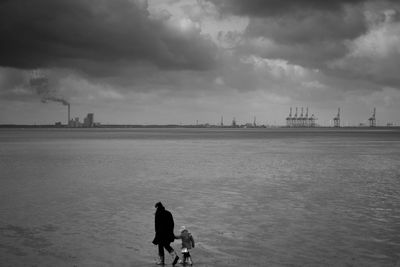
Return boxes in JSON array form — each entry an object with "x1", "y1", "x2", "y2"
[{"x1": 152, "y1": 202, "x2": 179, "y2": 265}]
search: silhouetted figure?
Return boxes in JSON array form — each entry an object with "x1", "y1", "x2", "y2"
[{"x1": 152, "y1": 202, "x2": 179, "y2": 265}]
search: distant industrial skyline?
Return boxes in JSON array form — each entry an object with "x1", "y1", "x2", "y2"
[
  {"x1": 2, "y1": 105, "x2": 393, "y2": 128},
  {"x1": 1, "y1": 0, "x2": 399, "y2": 126}
]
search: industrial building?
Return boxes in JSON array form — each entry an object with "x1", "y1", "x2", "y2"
[
  {"x1": 84, "y1": 113, "x2": 94, "y2": 127},
  {"x1": 68, "y1": 113, "x2": 95, "y2": 128}
]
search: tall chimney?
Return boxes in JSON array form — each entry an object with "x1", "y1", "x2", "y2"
[{"x1": 67, "y1": 104, "x2": 70, "y2": 127}]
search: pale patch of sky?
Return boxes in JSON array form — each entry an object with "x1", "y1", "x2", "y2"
[
  {"x1": 241, "y1": 56, "x2": 308, "y2": 79},
  {"x1": 148, "y1": 0, "x2": 248, "y2": 45}
]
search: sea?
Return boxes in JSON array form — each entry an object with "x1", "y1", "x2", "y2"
[{"x1": 0, "y1": 128, "x2": 399, "y2": 267}]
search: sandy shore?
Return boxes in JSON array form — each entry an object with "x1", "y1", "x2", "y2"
[{"x1": 1, "y1": 129, "x2": 399, "y2": 266}]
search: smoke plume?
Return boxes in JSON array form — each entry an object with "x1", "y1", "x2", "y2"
[{"x1": 29, "y1": 73, "x2": 69, "y2": 106}]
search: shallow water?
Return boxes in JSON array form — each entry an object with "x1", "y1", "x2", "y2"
[{"x1": 1, "y1": 128, "x2": 400, "y2": 266}]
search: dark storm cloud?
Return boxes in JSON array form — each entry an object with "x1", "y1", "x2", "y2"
[
  {"x1": 212, "y1": 0, "x2": 368, "y2": 69},
  {"x1": 209, "y1": 0, "x2": 368, "y2": 17},
  {"x1": 238, "y1": 6, "x2": 366, "y2": 69},
  {"x1": 210, "y1": 0, "x2": 400, "y2": 89},
  {"x1": 0, "y1": 0, "x2": 217, "y2": 74},
  {"x1": 245, "y1": 9, "x2": 365, "y2": 45}
]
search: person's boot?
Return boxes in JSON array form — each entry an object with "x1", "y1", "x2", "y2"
[
  {"x1": 179, "y1": 254, "x2": 186, "y2": 265},
  {"x1": 170, "y1": 251, "x2": 179, "y2": 265},
  {"x1": 156, "y1": 255, "x2": 165, "y2": 265},
  {"x1": 187, "y1": 256, "x2": 193, "y2": 266}
]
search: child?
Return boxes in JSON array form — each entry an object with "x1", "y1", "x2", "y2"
[{"x1": 175, "y1": 226, "x2": 195, "y2": 265}]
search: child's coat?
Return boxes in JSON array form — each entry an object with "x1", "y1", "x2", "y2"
[{"x1": 176, "y1": 229, "x2": 195, "y2": 250}]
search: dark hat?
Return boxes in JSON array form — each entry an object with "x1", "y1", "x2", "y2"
[{"x1": 155, "y1": 202, "x2": 164, "y2": 208}]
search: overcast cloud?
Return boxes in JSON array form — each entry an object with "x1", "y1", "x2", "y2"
[{"x1": 0, "y1": 0, "x2": 399, "y2": 125}]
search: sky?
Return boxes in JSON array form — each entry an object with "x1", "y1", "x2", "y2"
[{"x1": 0, "y1": 0, "x2": 399, "y2": 126}]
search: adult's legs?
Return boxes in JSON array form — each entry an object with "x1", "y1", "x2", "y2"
[
  {"x1": 157, "y1": 244, "x2": 165, "y2": 265},
  {"x1": 158, "y1": 242, "x2": 179, "y2": 265},
  {"x1": 163, "y1": 243, "x2": 174, "y2": 254},
  {"x1": 158, "y1": 244, "x2": 165, "y2": 257},
  {"x1": 162, "y1": 242, "x2": 179, "y2": 265}
]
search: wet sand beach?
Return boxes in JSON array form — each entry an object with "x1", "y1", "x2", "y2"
[{"x1": 1, "y1": 128, "x2": 400, "y2": 266}]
